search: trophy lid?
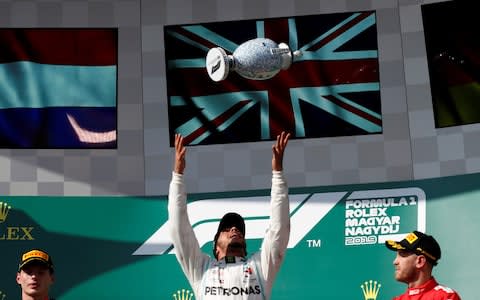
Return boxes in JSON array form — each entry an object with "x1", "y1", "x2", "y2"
[{"x1": 206, "y1": 47, "x2": 230, "y2": 82}]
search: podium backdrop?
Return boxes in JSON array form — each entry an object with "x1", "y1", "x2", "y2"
[{"x1": 1, "y1": 172, "x2": 478, "y2": 299}]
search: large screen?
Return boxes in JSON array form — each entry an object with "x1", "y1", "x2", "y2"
[
  {"x1": 422, "y1": 1, "x2": 480, "y2": 128},
  {"x1": 0, "y1": 28, "x2": 117, "y2": 148},
  {"x1": 164, "y1": 12, "x2": 381, "y2": 146}
]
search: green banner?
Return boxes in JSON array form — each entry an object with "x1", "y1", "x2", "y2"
[{"x1": 1, "y1": 172, "x2": 477, "y2": 299}]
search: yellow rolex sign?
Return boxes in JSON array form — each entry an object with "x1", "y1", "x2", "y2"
[
  {"x1": 0, "y1": 202, "x2": 11, "y2": 223},
  {"x1": 0, "y1": 202, "x2": 35, "y2": 241},
  {"x1": 361, "y1": 280, "x2": 381, "y2": 300}
]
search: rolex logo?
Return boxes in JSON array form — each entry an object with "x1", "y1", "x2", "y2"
[
  {"x1": 0, "y1": 201, "x2": 35, "y2": 241},
  {"x1": 172, "y1": 289, "x2": 193, "y2": 300},
  {"x1": 0, "y1": 202, "x2": 11, "y2": 223},
  {"x1": 0, "y1": 289, "x2": 6, "y2": 300},
  {"x1": 361, "y1": 280, "x2": 381, "y2": 300}
]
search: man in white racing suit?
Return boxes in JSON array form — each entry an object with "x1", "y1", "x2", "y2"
[{"x1": 168, "y1": 132, "x2": 290, "y2": 300}]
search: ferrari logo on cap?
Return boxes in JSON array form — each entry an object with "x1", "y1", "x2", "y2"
[{"x1": 405, "y1": 232, "x2": 418, "y2": 244}]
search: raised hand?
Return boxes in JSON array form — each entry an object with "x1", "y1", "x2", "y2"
[
  {"x1": 272, "y1": 131, "x2": 290, "y2": 171},
  {"x1": 174, "y1": 133, "x2": 186, "y2": 174}
]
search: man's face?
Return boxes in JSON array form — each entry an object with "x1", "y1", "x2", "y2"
[
  {"x1": 216, "y1": 226, "x2": 246, "y2": 255},
  {"x1": 16, "y1": 263, "x2": 54, "y2": 298},
  {"x1": 393, "y1": 250, "x2": 419, "y2": 283}
]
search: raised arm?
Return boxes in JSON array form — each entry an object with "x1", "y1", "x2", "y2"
[
  {"x1": 261, "y1": 131, "x2": 291, "y2": 285},
  {"x1": 168, "y1": 134, "x2": 209, "y2": 290}
]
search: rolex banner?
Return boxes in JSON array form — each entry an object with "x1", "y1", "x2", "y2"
[{"x1": 0, "y1": 172, "x2": 478, "y2": 299}]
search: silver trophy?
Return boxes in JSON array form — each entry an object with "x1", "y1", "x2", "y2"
[{"x1": 206, "y1": 38, "x2": 302, "y2": 82}]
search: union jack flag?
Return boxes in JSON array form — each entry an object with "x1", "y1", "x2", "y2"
[{"x1": 165, "y1": 11, "x2": 382, "y2": 146}]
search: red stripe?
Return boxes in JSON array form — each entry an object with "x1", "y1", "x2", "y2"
[
  {"x1": 167, "y1": 59, "x2": 379, "y2": 95},
  {"x1": 184, "y1": 100, "x2": 251, "y2": 144},
  {"x1": 167, "y1": 58, "x2": 379, "y2": 137},
  {"x1": 309, "y1": 12, "x2": 373, "y2": 51},
  {"x1": 323, "y1": 95, "x2": 382, "y2": 126},
  {"x1": 0, "y1": 29, "x2": 117, "y2": 65},
  {"x1": 263, "y1": 19, "x2": 295, "y2": 134},
  {"x1": 264, "y1": 18, "x2": 290, "y2": 46},
  {"x1": 433, "y1": 56, "x2": 476, "y2": 85},
  {"x1": 172, "y1": 27, "x2": 220, "y2": 50}
]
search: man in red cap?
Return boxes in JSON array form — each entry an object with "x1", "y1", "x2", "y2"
[
  {"x1": 385, "y1": 231, "x2": 461, "y2": 300},
  {"x1": 169, "y1": 131, "x2": 290, "y2": 300},
  {"x1": 16, "y1": 249, "x2": 55, "y2": 300}
]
